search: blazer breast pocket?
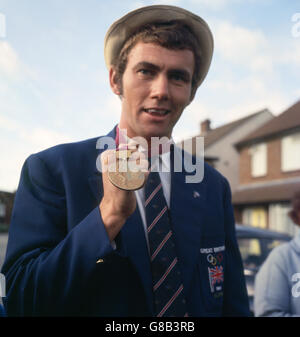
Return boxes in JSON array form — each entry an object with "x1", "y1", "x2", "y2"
[{"x1": 198, "y1": 237, "x2": 225, "y2": 316}]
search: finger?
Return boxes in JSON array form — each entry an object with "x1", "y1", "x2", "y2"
[
  {"x1": 118, "y1": 143, "x2": 128, "y2": 150},
  {"x1": 127, "y1": 153, "x2": 149, "y2": 172},
  {"x1": 128, "y1": 150, "x2": 147, "y2": 162},
  {"x1": 101, "y1": 150, "x2": 118, "y2": 170},
  {"x1": 118, "y1": 143, "x2": 138, "y2": 152},
  {"x1": 140, "y1": 159, "x2": 149, "y2": 173}
]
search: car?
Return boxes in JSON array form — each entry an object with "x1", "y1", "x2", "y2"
[{"x1": 235, "y1": 224, "x2": 292, "y2": 316}]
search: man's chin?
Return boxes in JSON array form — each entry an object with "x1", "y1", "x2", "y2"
[{"x1": 139, "y1": 126, "x2": 171, "y2": 139}]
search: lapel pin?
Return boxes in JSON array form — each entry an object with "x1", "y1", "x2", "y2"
[{"x1": 193, "y1": 191, "x2": 200, "y2": 198}]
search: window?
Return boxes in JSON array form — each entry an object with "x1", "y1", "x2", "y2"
[
  {"x1": 281, "y1": 132, "x2": 300, "y2": 172},
  {"x1": 242, "y1": 207, "x2": 267, "y2": 229},
  {"x1": 250, "y1": 143, "x2": 267, "y2": 177},
  {"x1": 269, "y1": 203, "x2": 300, "y2": 236}
]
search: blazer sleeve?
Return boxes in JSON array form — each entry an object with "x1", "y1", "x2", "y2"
[
  {"x1": 221, "y1": 177, "x2": 250, "y2": 316},
  {"x1": 1, "y1": 154, "x2": 141, "y2": 316}
]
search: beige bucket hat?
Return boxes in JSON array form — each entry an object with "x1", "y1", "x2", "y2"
[{"x1": 104, "y1": 5, "x2": 214, "y2": 88}]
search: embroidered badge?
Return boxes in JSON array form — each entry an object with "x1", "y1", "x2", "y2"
[
  {"x1": 213, "y1": 291, "x2": 223, "y2": 299},
  {"x1": 193, "y1": 191, "x2": 200, "y2": 198},
  {"x1": 216, "y1": 252, "x2": 223, "y2": 263},
  {"x1": 200, "y1": 245, "x2": 225, "y2": 254},
  {"x1": 207, "y1": 254, "x2": 217, "y2": 266},
  {"x1": 208, "y1": 266, "x2": 224, "y2": 293}
]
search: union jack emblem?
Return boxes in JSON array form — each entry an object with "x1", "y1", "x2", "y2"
[{"x1": 208, "y1": 266, "x2": 224, "y2": 293}]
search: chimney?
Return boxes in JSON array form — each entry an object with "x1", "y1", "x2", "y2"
[{"x1": 201, "y1": 119, "x2": 211, "y2": 134}]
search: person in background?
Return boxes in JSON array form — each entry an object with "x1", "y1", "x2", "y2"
[{"x1": 254, "y1": 191, "x2": 300, "y2": 317}]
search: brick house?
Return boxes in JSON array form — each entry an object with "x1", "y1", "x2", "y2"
[
  {"x1": 233, "y1": 100, "x2": 300, "y2": 236},
  {"x1": 180, "y1": 109, "x2": 273, "y2": 193}
]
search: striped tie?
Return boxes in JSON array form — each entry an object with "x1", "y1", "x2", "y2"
[{"x1": 145, "y1": 168, "x2": 188, "y2": 317}]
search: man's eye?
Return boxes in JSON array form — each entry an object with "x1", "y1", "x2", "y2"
[
  {"x1": 138, "y1": 69, "x2": 153, "y2": 76},
  {"x1": 172, "y1": 75, "x2": 183, "y2": 81},
  {"x1": 171, "y1": 73, "x2": 187, "y2": 82}
]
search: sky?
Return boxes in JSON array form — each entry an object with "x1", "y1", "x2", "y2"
[{"x1": 0, "y1": 0, "x2": 299, "y2": 192}]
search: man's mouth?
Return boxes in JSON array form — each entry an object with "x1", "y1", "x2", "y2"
[{"x1": 143, "y1": 108, "x2": 170, "y2": 116}]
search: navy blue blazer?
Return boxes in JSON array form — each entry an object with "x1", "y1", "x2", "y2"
[{"x1": 1, "y1": 126, "x2": 250, "y2": 316}]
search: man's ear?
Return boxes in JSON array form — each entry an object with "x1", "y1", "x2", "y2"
[{"x1": 109, "y1": 67, "x2": 121, "y2": 95}]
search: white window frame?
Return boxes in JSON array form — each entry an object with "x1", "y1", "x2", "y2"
[
  {"x1": 281, "y1": 132, "x2": 300, "y2": 172},
  {"x1": 250, "y1": 143, "x2": 267, "y2": 177}
]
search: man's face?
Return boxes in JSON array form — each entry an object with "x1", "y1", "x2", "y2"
[{"x1": 110, "y1": 42, "x2": 195, "y2": 141}]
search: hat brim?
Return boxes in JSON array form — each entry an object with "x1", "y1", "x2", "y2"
[{"x1": 104, "y1": 5, "x2": 214, "y2": 88}]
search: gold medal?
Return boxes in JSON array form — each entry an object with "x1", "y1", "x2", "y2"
[{"x1": 108, "y1": 150, "x2": 146, "y2": 191}]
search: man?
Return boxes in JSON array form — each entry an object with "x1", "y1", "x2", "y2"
[
  {"x1": 1, "y1": 5, "x2": 249, "y2": 316},
  {"x1": 254, "y1": 191, "x2": 300, "y2": 317}
]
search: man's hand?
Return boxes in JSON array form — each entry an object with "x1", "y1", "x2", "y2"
[{"x1": 99, "y1": 148, "x2": 148, "y2": 242}]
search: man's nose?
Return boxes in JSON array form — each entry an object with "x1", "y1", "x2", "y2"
[{"x1": 150, "y1": 75, "x2": 169, "y2": 100}]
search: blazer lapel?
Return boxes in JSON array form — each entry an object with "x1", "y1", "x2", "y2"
[
  {"x1": 170, "y1": 146, "x2": 207, "y2": 287},
  {"x1": 170, "y1": 145, "x2": 207, "y2": 223}
]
